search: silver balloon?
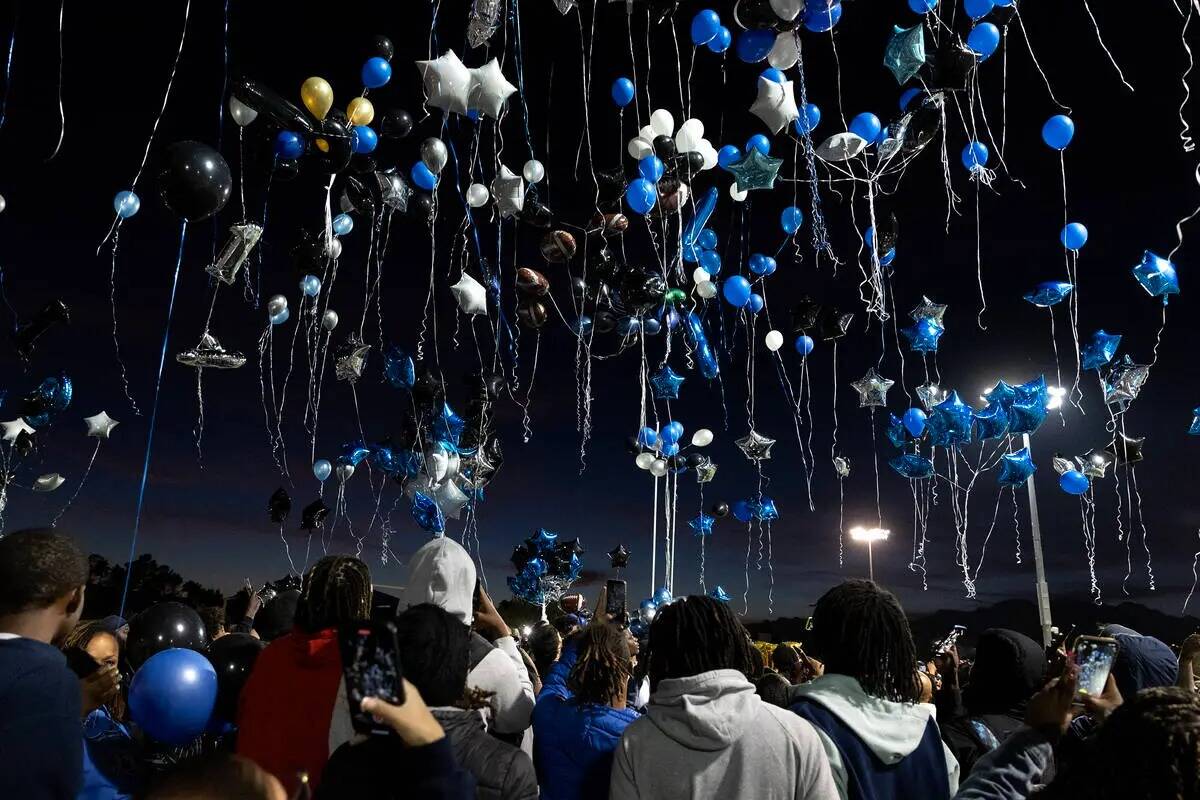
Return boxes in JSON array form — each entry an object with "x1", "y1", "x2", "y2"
[
  {"x1": 466, "y1": 183, "x2": 490, "y2": 208},
  {"x1": 420, "y1": 137, "x2": 449, "y2": 174},
  {"x1": 336, "y1": 463, "x2": 355, "y2": 482},
  {"x1": 0, "y1": 194, "x2": 7, "y2": 213},
  {"x1": 228, "y1": 96, "x2": 258, "y2": 127},
  {"x1": 266, "y1": 295, "x2": 288, "y2": 318},
  {"x1": 322, "y1": 310, "x2": 339, "y2": 331},
  {"x1": 326, "y1": 237, "x2": 342, "y2": 259}
]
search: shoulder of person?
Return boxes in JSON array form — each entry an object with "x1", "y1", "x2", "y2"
[{"x1": 759, "y1": 700, "x2": 826, "y2": 746}]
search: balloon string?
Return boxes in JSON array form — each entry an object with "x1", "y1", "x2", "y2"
[
  {"x1": 1012, "y1": 487, "x2": 1022, "y2": 565},
  {"x1": 192, "y1": 369, "x2": 205, "y2": 468},
  {"x1": 108, "y1": 232, "x2": 142, "y2": 415},
  {"x1": 1081, "y1": 0, "x2": 1134, "y2": 91},
  {"x1": 0, "y1": 11, "x2": 15, "y2": 130},
  {"x1": 1169, "y1": 163, "x2": 1200, "y2": 261},
  {"x1": 1183, "y1": 529, "x2": 1200, "y2": 614},
  {"x1": 1013, "y1": 6, "x2": 1071, "y2": 113},
  {"x1": 47, "y1": 0, "x2": 64, "y2": 161},
  {"x1": 51, "y1": 440, "x2": 101, "y2": 526},
  {"x1": 119, "y1": 220, "x2": 188, "y2": 618},
  {"x1": 1179, "y1": 0, "x2": 1196, "y2": 153}
]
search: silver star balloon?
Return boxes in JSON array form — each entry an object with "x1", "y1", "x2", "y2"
[
  {"x1": 468, "y1": 58, "x2": 517, "y2": 120},
  {"x1": 491, "y1": 165, "x2": 525, "y2": 218},
  {"x1": 84, "y1": 411, "x2": 119, "y2": 439},
  {"x1": 1051, "y1": 454, "x2": 1076, "y2": 475},
  {"x1": 833, "y1": 455, "x2": 851, "y2": 478},
  {"x1": 1, "y1": 418, "x2": 35, "y2": 442},
  {"x1": 176, "y1": 333, "x2": 247, "y2": 369},
  {"x1": 415, "y1": 50, "x2": 474, "y2": 115},
  {"x1": 1079, "y1": 448, "x2": 1115, "y2": 479},
  {"x1": 915, "y1": 381, "x2": 946, "y2": 411},
  {"x1": 736, "y1": 430, "x2": 776, "y2": 462},
  {"x1": 206, "y1": 223, "x2": 263, "y2": 285},
  {"x1": 910, "y1": 296, "x2": 947, "y2": 326},
  {"x1": 694, "y1": 457, "x2": 718, "y2": 483},
  {"x1": 376, "y1": 171, "x2": 413, "y2": 212},
  {"x1": 451, "y1": 273, "x2": 488, "y2": 316},
  {"x1": 335, "y1": 335, "x2": 371, "y2": 383},
  {"x1": 553, "y1": 0, "x2": 576, "y2": 12},
  {"x1": 850, "y1": 368, "x2": 895, "y2": 408},
  {"x1": 34, "y1": 473, "x2": 65, "y2": 492},
  {"x1": 749, "y1": 77, "x2": 799, "y2": 134},
  {"x1": 1104, "y1": 355, "x2": 1150, "y2": 410}
]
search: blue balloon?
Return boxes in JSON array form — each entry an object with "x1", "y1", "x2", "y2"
[
  {"x1": 352, "y1": 125, "x2": 378, "y2": 154},
  {"x1": 804, "y1": 2, "x2": 842, "y2": 32},
  {"x1": 113, "y1": 190, "x2": 140, "y2": 219},
  {"x1": 736, "y1": 28, "x2": 776, "y2": 63},
  {"x1": 362, "y1": 57, "x2": 393, "y2": 88},
  {"x1": 967, "y1": 22, "x2": 1000, "y2": 61},
  {"x1": 660, "y1": 421, "x2": 684, "y2": 445},
  {"x1": 467, "y1": 109, "x2": 482, "y2": 122},
  {"x1": 300, "y1": 274, "x2": 322, "y2": 297},
  {"x1": 722, "y1": 275, "x2": 752, "y2": 308},
  {"x1": 748, "y1": 294, "x2": 764, "y2": 313},
  {"x1": 682, "y1": 243, "x2": 700, "y2": 263},
  {"x1": 332, "y1": 213, "x2": 354, "y2": 236},
  {"x1": 625, "y1": 178, "x2": 658, "y2": 215},
  {"x1": 962, "y1": 141, "x2": 989, "y2": 171},
  {"x1": 697, "y1": 228, "x2": 719, "y2": 250},
  {"x1": 664, "y1": 309, "x2": 681, "y2": 329},
  {"x1": 707, "y1": 26, "x2": 733, "y2": 53},
  {"x1": 794, "y1": 103, "x2": 821, "y2": 135},
  {"x1": 616, "y1": 316, "x2": 641, "y2": 336},
  {"x1": 639, "y1": 155, "x2": 665, "y2": 182},
  {"x1": 903, "y1": 407, "x2": 927, "y2": 437},
  {"x1": 1023, "y1": 280, "x2": 1074, "y2": 307},
  {"x1": 129, "y1": 649, "x2": 218, "y2": 746},
  {"x1": 411, "y1": 161, "x2": 438, "y2": 191},
  {"x1": 1042, "y1": 114, "x2": 1075, "y2": 150},
  {"x1": 781, "y1": 206, "x2": 804, "y2": 234},
  {"x1": 718, "y1": 144, "x2": 742, "y2": 168},
  {"x1": 795, "y1": 335, "x2": 815, "y2": 356},
  {"x1": 690, "y1": 9, "x2": 721, "y2": 45},
  {"x1": 849, "y1": 113, "x2": 882, "y2": 142},
  {"x1": 749, "y1": 253, "x2": 776, "y2": 275},
  {"x1": 274, "y1": 130, "x2": 304, "y2": 159},
  {"x1": 699, "y1": 249, "x2": 722, "y2": 275},
  {"x1": 638, "y1": 426, "x2": 657, "y2": 447},
  {"x1": 269, "y1": 307, "x2": 290, "y2": 326},
  {"x1": 965, "y1": 0, "x2": 994, "y2": 19},
  {"x1": 1132, "y1": 250, "x2": 1180, "y2": 302},
  {"x1": 732, "y1": 500, "x2": 754, "y2": 523},
  {"x1": 643, "y1": 318, "x2": 662, "y2": 335},
  {"x1": 1061, "y1": 222, "x2": 1088, "y2": 250},
  {"x1": 880, "y1": 248, "x2": 896, "y2": 267},
  {"x1": 611, "y1": 77, "x2": 635, "y2": 107},
  {"x1": 746, "y1": 134, "x2": 771, "y2": 155},
  {"x1": 661, "y1": 442, "x2": 680, "y2": 456},
  {"x1": 684, "y1": 312, "x2": 720, "y2": 380},
  {"x1": 1060, "y1": 470, "x2": 1090, "y2": 495},
  {"x1": 908, "y1": 0, "x2": 937, "y2": 12},
  {"x1": 313, "y1": 459, "x2": 332, "y2": 482},
  {"x1": 760, "y1": 67, "x2": 785, "y2": 84},
  {"x1": 890, "y1": 453, "x2": 935, "y2": 479},
  {"x1": 899, "y1": 87, "x2": 922, "y2": 111}
]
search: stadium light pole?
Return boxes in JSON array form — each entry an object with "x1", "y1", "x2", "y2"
[{"x1": 849, "y1": 526, "x2": 889, "y2": 582}]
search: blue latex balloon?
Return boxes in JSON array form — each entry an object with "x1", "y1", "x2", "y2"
[
  {"x1": 849, "y1": 113, "x2": 882, "y2": 142},
  {"x1": 1060, "y1": 470, "x2": 1090, "y2": 495},
  {"x1": 962, "y1": 141, "x2": 989, "y2": 171},
  {"x1": 1024, "y1": 281, "x2": 1074, "y2": 307},
  {"x1": 690, "y1": 9, "x2": 721, "y2": 45},
  {"x1": 699, "y1": 249, "x2": 722, "y2": 275},
  {"x1": 652, "y1": 587, "x2": 675, "y2": 607},
  {"x1": 899, "y1": 87, "x2": 922, "y2": 111},
  {"x1": 625, "y1": 178, "x2": 658, "y2": 215},
  {"x1": 890, "y1": 453, "x2": 935, "y2": 479},
  {"x1": 682, "y1": 243, "x2": 701, "y2": 263},
  {"x1": 466, "y1": 109, "x2": 482, "y2": 122},
  {"x1": 313, "y1": 459, "x2": 332, "y2": 481},
  {"x1": 697, "y1": 228, "x2": 719, "y2": 250},
  {"x1": 795, "y1": 335, "x2": 815, "y2": 356},
  {"x1": 718, "y1": 144, "x2": 742, "y2": 168},
  {"x1": 794, "y1": 105, "x2": 821, "y2": 138},
  {"x1": 908, "y1": 0, "x2": 937, "y2": 12},
  {"x1": 362, "y1": 57, "x2": 393, "y2": 88},
  {"x1": 965, "y1": 0, "x2": 994, "y2": 19},
  {"x1": 611, "y1": 77, "x2": 635, "y2": 107},
  {"x1": 748, "y1": 294, "x2": 764, "y2": 313},
  {"x1": 745, "y1": 134, "x2": 771, "y2": 155},
  {"x1": 639, "y1": 155, "x2": 665, "y2": 183},
  {"x1": 723, "y1": 275, "x2": 752, "y2": 308},
  {"x1": 1132, "y1": 250, "x2": 1180, "y2": 302},
  {"x1": 732, "y1": 500, "x2": 754, "y2": 523},
  {"x1": 274, "y1": 130, "x2": 304, "y2": 159},
  {"x1": 781, "y1": 206, "x2": 804, "y2": 234},
  {"x1": 660, "y1": 421, "x2": 684, "y2": 445},
  {"x1": 1081, "y1": 329, "x2": 1121, "y2": 370},
  {"x1": 269, "y1": 307, "x2": 290, "y2": 326},
  {"x1": 617, "y1": 316, "x2": 641, "y2": 336},
  {"x1": 129, "y1": 649, "x2": 218, "y2": 746},
  {"x1": 707, "y1": 26, "x2": 733, "y2": 53},
  {"x1": 300, "y1": 274, "x2": 322, "y2": 297},
  {"x1": 804, "y1": 2, "x2": 842, "y2": 32},
  {"x1": 749, "y1": 253, "x2": 776, "y2": 275},
  {"x1": 1042, "y1": 115, "x2": 1075, "y2": 150},
  {"x1": 351, "y1": 125, "x2": 378, "y2": 154},
  {"x1": 643, "y1": 318, "x2": 662, "y2": 335},
  {"x1": 411, "y1": 161, "x2": 438, "y2": 191},
  {"x1": 661, "y1": 442, "x2": 680, "y2": 456},
  {"x1": 638, "y1": 426, "x2": 658, "y2": 447},
  {"x1": 737, "y1": 28, "x2": 776, "y2": 63},
  {"x1": 572, "y1": 316, "x2": 593, "y2": 336},
  {"x1": 967, "y1": 22, "x2": 1000, "y2": 61},
  {"x1": 332, "y1": 213, "x2": 354, "y2": 236},
  {"x1": 1061, "y1": 222, "x2": 1088, "y2": 250},
  {"x1": 682, "y1": 186, "x2": 719, "y2": 248},
  {"x1": 760, "y1": 67, "x2": 785, "y2": 84},
  {"x1": 903, "y1": 407, "x2": 927, "y2": 437},
  {"x1": 113, "y1": 190, "x2": 140, "y2": 219}
]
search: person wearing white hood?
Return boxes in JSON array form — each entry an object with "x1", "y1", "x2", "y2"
[
  {"x1": 405, "y1": 536, "x2": 535, "y2": 741},
  {"x1": 789, "y1": 580, "x2": 960, "y2": 800},
  {"x1": 610, "y1": 595, "x2": 837, "y2": 800}
]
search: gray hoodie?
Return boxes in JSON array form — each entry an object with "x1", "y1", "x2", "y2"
[{"x1": 610, "y1": 669, "x2": 838, "y2": 800}]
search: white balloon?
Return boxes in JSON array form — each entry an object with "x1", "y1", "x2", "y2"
[
  {"x1": 638, "y1": 124, "x2": 656, "y2": 142},
  {"x1": 680, "y1": 117, "x2": 705, "y2": 139},
  {"x1": 650, "y1": 108, "x2": 675, "y2": 137},
  {"x1": 698, "y1": 141, "x2": 718, "y2": 171},
  {"x1": 627, "y1": 136, "x2": 653, "y2": 160},
  {"x1": 696, "y1": 280, "x2": 718, "y2": 299},
  {"x1": 228, "y1": 96, "x2": 258, "y2": 127},
  {"x1": 692, "y1": 267, "x2": 710, "y2": 284},
  {"x1": 0, "y1": 194, "x2": 6, "y2": 213},
  {"x1": 691, "y1": 428, "x2": 714, "y2": 447},
  {"x1": 765, "y1": 330, "x2": 785, "y2": 351},
  {"x1": 466, "y1": 183, "x2": 490, "y2": 208},
  {"x1": 267, "y1": 295, "x2": 288, "y2": 317},
  {"x1": 337, "y1": 463, "x2": 355, "y2": 482},
  {"x1": 522, "y1": 159, "x2": 545, "y2": 184},
  {"x1": 770, "y1": 0, "x2": 805, "y2": 21},
  {"x1": 768, "y1": 30, "x2": 801, "y2": 69},
  {"x1": 649, "y1": 459, "x2": 669, "y2": 477},
  {"x1": 421, "y1": 137, "x2": 449, "y2": 174},
  {"x1": 675, "y1": 127, "x2": 700, "y2": 154},
  {"x1": 326, "y1": 237, "x2": 343, "y2": 259},
  {"x1": 322, "y1": 310, "x2": 339, "y2": 331},
  {"x1": 635, "y1": 452, "x2": 656, "y2": 470},
  {"x1": 730, "y1": 183, "x2": 748, "y2": 202}
]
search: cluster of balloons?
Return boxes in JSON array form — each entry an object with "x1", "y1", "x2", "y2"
[
  {"x1": 632, "y1": 422, "x2": 715, "y2": 473},
  {"x1": 624, "y1": 109, "x2": 719, "y2": 214},
  {"x1": 508, "y1": 529, "x2": 584, "y2": 605}
]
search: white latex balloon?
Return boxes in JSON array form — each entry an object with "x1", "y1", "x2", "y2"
[
  {"x1": 337, "y1": 463, "x2": 355, "y2": 482},
  {"x1": 767, "y1": 30, "x2": 801, "y2": 69},
  {"x1": 729, "y1": 184, "x2": 748, "y2": 202},
  {"x1": 692, "y1": 267, "x2": 710, "y2": 284},
  {"x1": 765, "y1": 330, "x2": 784, "y2": 351},
  {"x1": 680, "y1": 117, "x2": 704, "y2": 139},
  {"x1": 522, "y1": 159, "x2": 545, "y2": 184},
  {"x1": 649, "y1": 459, "x2": 669, "y2": 477},
  {"x1": 0, "y1": 194, "x2": 6, "y2": 213},
  {"x1": 770, "y1": 0, "x2": 805, "y2": 21},
  {"x1": 627, "y1": 136, "x2": 653, "y2": 160},
  {"x1": 267, "y1": 295, "x2": 288, "y2": 317},
  {"x1": 228, "y1": 96, "x2": 258, "y2": 126},
  {"x1": 696, "y1": 280, "x2": 718, "y2": 299},
  {"x1": 466, "y1": 183, "x2": 490, "y2": 208},
  {"x1": 322, "y1": 309, "x2": 339, "y2": 330},
  {"x1": 698, "y1": 140, "x2": 718, "y2": 171},
  {"x1": 638, "y1": 124, "x2": 656, "y2": 142},
  {"x1": 675, "y1": 127, "x2": 700, "y2": 154},
  {"x1": 635, "y1": 452, "x2": 656, "y2": 470},
  {"x1": 691, "y1": 428, "x2": 714, "y2": 447},
  {"x1": 650, "y1": 109, "x2": 675, "y2": 137}
]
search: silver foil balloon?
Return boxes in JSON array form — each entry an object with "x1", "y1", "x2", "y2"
[
  {"x1": 326, "y1": 237, "x2": 342, "y2": 259},
  {"x1": 420, "y1": 137, "x2": 449, "y2": 174},
  {"x1": 266, "y1": 295, "x2": 288, "y2": 318},
  {"x1": 228, "y1": 96, "x2": 258, "y2": 127},
  {"x1": 176, "y1": 333, "x2": 247, "y2": 369},
  {"x1": 206, "y1": 223, "x2": 263, "y2": 285},
  {"x1": 322, "y1": 310, "x2": 339, "y2": 331}
]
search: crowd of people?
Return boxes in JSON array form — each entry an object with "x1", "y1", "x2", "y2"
[{"x1": 3, "y1": 526, "x2": 1200, "y2": 799}]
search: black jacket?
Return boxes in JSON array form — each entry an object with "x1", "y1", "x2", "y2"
[
  {"x1": 318, "y1": 735, "x2": 476, "y2": 799},
  {"x1": 433, "y1": 708, "x2": 538, "y2": 800}
]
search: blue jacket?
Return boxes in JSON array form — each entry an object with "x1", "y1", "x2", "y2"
[
  {"x1": 531, "y1": 642, "x2": 639, "y2": 800},
  {"x1": 79, "y1": 707, "x2": 143, "y2": 800}
]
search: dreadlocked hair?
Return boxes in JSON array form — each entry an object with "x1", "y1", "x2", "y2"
[
  {"x1": 294, "y1": 555, "x2": 371, "y2": 633},
  {"x1": 567, "y1": 624, "x2": 632, "y2": 706},
  {"x1": 644, "y1": 595, "x2": 760, "y2": 692},
  {"x1": 1042, "y1": 687, "x2": 1200, "y2": 800},
  {"x1": 809, "y1": 580, "x2": 921, "y2": 703},
  {"x1": 62, "y1": 620, "x2": 127, "y2": 720}
]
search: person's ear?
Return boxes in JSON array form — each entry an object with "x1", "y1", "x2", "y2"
[{"x1": 64, "y1": 585, "x2": 85, "y2": 615}]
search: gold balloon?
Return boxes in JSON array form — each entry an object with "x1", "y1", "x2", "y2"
[
  {"x1": 314, "y1": 138, "x2": 330, "y2": 153},
  {"x1": 346, "y1": 96, "x2": 375, "y2": 126},
  {"x1": 300, "y1": 77, "x2": 334, "y2": 121}
]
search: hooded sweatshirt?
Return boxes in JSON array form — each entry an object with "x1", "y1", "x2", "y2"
[
  {"x1": 790, "y1": 673, "x2": 960, "y2": 800},
  {"x1": 405, "y1": 537, "x2": 535, "y2": 736},
  {"x1": 609, "y1": 668, "x2": 837, "y2": 800}
]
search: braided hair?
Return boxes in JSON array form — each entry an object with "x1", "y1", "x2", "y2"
[
  {"x1": 568, "y1": 624, "x2": 632, "y2": 706},
  {"x1": 643, "y1": 595, "x2": 760, "y2": 692},
  {"x1": 62, "y1": 620, "x2": 126, "y2": 720},
  {"x1": 808, "y1": 580, "x2": 921, "y2": 703},
  {"x1": 294, "y1": 555, "x2": 371, "y2": 633}
]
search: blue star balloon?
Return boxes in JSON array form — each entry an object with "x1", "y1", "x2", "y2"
[
  {"x1": 684, "y1": 312, "x2": 720, "y2": 380},
  {"x1": 884, "y1": 25, "x2": 926, "y2": 84},
  {"x1": 1081, "y1": 330, "x2": 1121, "y2": 370},
  {"x1": 1014, "y1": 375, "x2": 1046, "y2": 405},
  {"x1": 338, "y1": 440, "x2": 372, "y2": 466},
  {"x1": 754, "y1": 496, "x2": 779, "y2": 521},
  {"x1": 383, "y1": 346, "x2": 416, "y2": 390},
  {"x1": 369, "y1": 443, "x2": 401, "y2": 475},
  {"x1": 432, "y1": 402, "x2": 465, "y2": 445},
  {"x1": 1190, "y1": 407, "x2": 1200, "y2": 436},
  {"x1": 689, "y1": 513, "x2": 715, "y2": 536},
  {"x1": 530, "y1": 528, "x2": 559, "y2": 552},
  {"x1": 1132, "y1": 250, "x2": 1180, "y2": 303},
  {"x1": 889, "y1": 453, "x2": 934, "y2": 479},
  {"x1": 410, "y1": 491, "x2": 446, "y2": 533},
  {"x1": 650, "y1": 365, "x2": 686, "y2": 400},
  {"x1": 708, "y1": 585, "x2": 732, "y2": 603},
  {"x1": 972, "y1": 401, "x2": 1010, "y2": 440},
  {"x1": 886, "y1": 414, "x2": 908, "y2": 448},
  {"x1": 984, "y1": 380, "x2": 1017, "y2": 410},
  {"x1": 1023, "y1": 281, "x2": 1074, "y2": 307},
  {"x1": 997, "y1": 447, "x2": 1036, "y2": 487},
  {"x1": 1008, "y1": 400, "x2": 1048, "y2": 435},
  {"x1": 727, "y1": 147, "x2": 784, "y2": 192},
  {"x1": 900, "y1": 318, "x2": 944, "y2": 353},
  {"x1": 927, "y1": 391, "x2": 974, "y2": 448}
]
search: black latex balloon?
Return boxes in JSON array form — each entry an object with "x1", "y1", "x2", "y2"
[
  {"x1": 274, "y1": 158, "x2": 301, "y2": 182},
  {"x1": 409, "y1": 192, "x2": 434, "y2": 221},
  {"x1": 300, "y1": 498, "x2": 330, "y2": 530},
  {"x1": 710, "y1": 501, "x2": 730, "y2": 518},
  {"x1": 593, "y1": 310, "x2": 618, "y2": 334},
  {"x1": 207, "y1": 633, "x2": 266, "y2": 722},
  {"x1": 379, "y1": 108, "x2": 414, "y2": 139},
  {"x1": 571, "y1": 276, "x2": 589, "y2": 302},
  {"x1": 371, "y1": 35, "x2": 395, "y2": 61},
  {"x1": 652, "y1": 134, "x2": 677, "y2": 159},
  {"x1": 255, "y1": 589, "x2": 300, "y2": 641},
  {"x1": 733, "y1": 0, "x2": 788, "y2": 30},
  {"x1": 607, "y1": 544, "x2": 630, "y2": 569},
  {"x1": 307, "y1": 118, "x2": 353, "y2": 174},
  {"x1": 268, "y1": 487, "x2": 292, "y2": 524},
  {"x1": 587, "y1": 248, "x2": 620, "y2": 284},
  {"x1": 511, "y1": 545, "x2": 533, "y2": 572},
  {"x1": 127, "y1": 602, "x2": 208, "y2": 670},
  {"x1": 158, "y1": 141, "x2": 233, "y2": 222},
  {"x1": 618, "y1": 269, "x2": 667, "y2": 313},
  {"x1": 686, "y1": 453, "x2": 706, "y2": 469},
  {"x1": 349, "y1": 154, "x2": 378, "y2": 174},
  {"x1": 231, "y1": 76, "x2": 315, "y2": 133},
  {"x1": 12, "y1": 299, "x2": 69, "y2": 360}
]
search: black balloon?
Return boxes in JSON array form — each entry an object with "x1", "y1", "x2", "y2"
[
  {"x1": 412, "y1": 370, "x2": 445, "y2": 411},
  {"x1": 273, "y1": 158, "x2": 301, "y2": 182},
  {"x1": 268, "y1": 487, "x2": 291, "y2": 524},
  {"x1": 127, "y1": 602, "x2": 207, "y2": 670},
  {"x1": 607, "y1": 544, "x2": 631, "y2": 569},
  {"x1": 593, "y1": 310, "x2": 618, "y2": 334},
  {"x1": 380, "y1": 108, "x2": 414, "y2": 139},
  {"x1": 733, "y1": 0, "x2": 789, "y2": 30},
  {"x1": 371, "y1": 35, "x2": 395, "y2": 61},
  {"x1": 339, "y1": 174, "x2": 377, "y2": 216},
  {"x1": 207, "y1": 633, "x2": 266, "y2": 722},
  {"x1": 158, "y1": 141, "x2": 233, "y2": 222},
  {"x1": 710, "y1": 501, "x2": 730, "y2": 518},
  {"x1": 300, "y1": 498, "x2": 330, "y2": 530},
  {"x1": 255, "y1": 589, "x2": 300, "y2": 641},
  {"x1": 230, "y1": 76, "x2": 315, "y2": 133},
  {"x1": 308, "y1": 118, "x2": 353, "y2": 174},
  {"x1": 12, "y1": 299, "x2": 69, "y2": 361},
  {"x1": 625, "y1": 435, "x2": 643, "y2": 455},
  {"x1": 652, "y1": 134, "x2": 677, "y2": 159},
  {"x1": 14, "y1": 429, "x2": 34, "y2": 458},
  {"x1": 790, "y1": 297, "x2": 823, "y2": 333},
  {"x1": 511, "y1": 545, "x2": 533, "y2": 572},
  {"x1": 618, "y1": 269, "x2": 667, "y2": 313},
  {"x1": 518, "y1": 200, "x2": 554, "y2": 228},
  {"x1": 409, "y1": 192, "x2": 434, "y2": 221},
  {"x1": 349, "y1": 154, "x2": 378, "y2": 174},
  {"x1": 818, "y1": 309, "x2": 854, "y2": 340},
  {"x1": 685, "y1": 453, "x2": 706, "y2": 469}
]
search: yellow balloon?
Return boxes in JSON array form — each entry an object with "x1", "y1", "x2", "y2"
[
  {"x1": 300, "y1": 77, "x2": 334, "y2": 121},
  {"x1": 314, "y1": 138, "x2": 330, "y2": 153},
  {"x1": 346, "y1": 96, "x2": 375, "y2": 126}
]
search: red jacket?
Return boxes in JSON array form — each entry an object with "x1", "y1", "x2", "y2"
[{"x1": 236, "y1": 627, "x2": 345, "y2": 793}]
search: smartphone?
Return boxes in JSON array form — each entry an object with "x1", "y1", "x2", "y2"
[
  {"x1": 1073, "y1": 635, "x2": 1119, "y2": 697},
  {"x1": 338, "y1": 621, "x2": 404, "y2": 735},
  {"x1": 605, "y1": 579, "x2": 628, "y2": 623},
  {"x1": 64, "y1": 646, "x2": 102, "y2": 679}
]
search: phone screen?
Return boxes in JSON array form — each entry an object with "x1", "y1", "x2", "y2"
[
  {"x1": 64, "y1": 646, "x2": 101, "y2": 679},
  {"x1": 338, "y1": 621, "x2": 404, "y2": 735},
  {"x1": 1074, "y1": 637, "x2": 1118, "y2": 697},
  {"x1": 605, "y1": 579, "x2": 627, "y2": 621}
]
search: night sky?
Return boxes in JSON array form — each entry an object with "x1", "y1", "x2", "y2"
[{"x1": 1, "y1": 1, "x2": 1198, "y2": 620}]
